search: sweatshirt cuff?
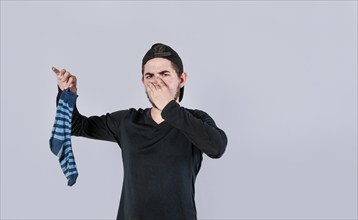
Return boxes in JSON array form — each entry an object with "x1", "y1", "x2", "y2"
[{"x1": 161, "y1": 100, "x2": 180, "y2": 120}]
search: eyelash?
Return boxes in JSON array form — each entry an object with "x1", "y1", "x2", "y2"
[{"x1": 145, "y1": 74, "x2": 169, "y2": 79}]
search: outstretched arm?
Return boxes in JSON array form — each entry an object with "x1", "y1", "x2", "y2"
[{"x1": 52, "y1": 66, "x2": 120, "y2": 143}]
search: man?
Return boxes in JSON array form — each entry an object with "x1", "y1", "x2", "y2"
[{"x1": 51, "y1": 43, "x2": 227, "y2": 220}]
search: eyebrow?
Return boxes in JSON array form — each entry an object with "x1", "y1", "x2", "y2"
[{"x1": 144, "y1": 70, "x2": 170, "y2": 76}]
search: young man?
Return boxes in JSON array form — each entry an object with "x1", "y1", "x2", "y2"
[{"x1": 51, "y1": 43, "x2": 227, "y2": 220}]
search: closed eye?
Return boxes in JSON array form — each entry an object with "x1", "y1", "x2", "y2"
[
  {"x1": 159, "y1": 71, "x2": 171, "y2": 77},
  {"x1": 144, "y1": 73, "x2": 153, "y2": 79}
]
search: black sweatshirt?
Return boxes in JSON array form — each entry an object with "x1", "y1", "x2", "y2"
[{"x1": 56, "y1": 89, "x2": 227, "y2": 220}]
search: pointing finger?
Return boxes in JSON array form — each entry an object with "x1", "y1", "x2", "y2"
[{"x1": 51, "y1": 66, "x2": 60, "y2": 75}]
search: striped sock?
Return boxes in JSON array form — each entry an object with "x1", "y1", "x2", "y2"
[{"x1": 49, "y1": 88, "x2": 78, "y2": 186}]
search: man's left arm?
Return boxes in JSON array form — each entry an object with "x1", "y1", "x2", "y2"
[{"x1": 161, "y1": 100, "x2": 227, "y2": 158}]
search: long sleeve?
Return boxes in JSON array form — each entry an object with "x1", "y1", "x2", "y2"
[
  {"x1": 161, "y1": 100, "x2": 227, "y2": 158},
  {"x1": 56, "y1": 88, "x2": 121, "y2": 143}
]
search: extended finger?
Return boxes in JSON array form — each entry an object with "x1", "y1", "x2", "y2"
[{"x1": 51, "y1": 66, "x2": 60, "y2": 75}]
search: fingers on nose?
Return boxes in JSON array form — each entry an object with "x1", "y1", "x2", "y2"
[
  {"x1": 158, "y1": 78, "x2": 166, "y2": 86},
  {"x1": 148, "y1": 79, "x2": 158, "y2": 86}
]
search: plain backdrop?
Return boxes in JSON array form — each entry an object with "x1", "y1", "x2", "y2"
[{"x1": 1, "y1": 1, "x2": 357, "y2": 219}]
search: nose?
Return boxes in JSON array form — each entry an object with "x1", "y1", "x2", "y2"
[{"x1": 148, "y1": 75, "x2": 161, "y2": 84}]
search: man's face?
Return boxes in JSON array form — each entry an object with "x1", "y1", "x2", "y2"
[{"x1": 142, "y1": 58, "x2": 186, "y2": 104}]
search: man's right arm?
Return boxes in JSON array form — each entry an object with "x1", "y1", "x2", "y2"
[{"x1": 52, "y1": 66, "x2": 121, "y2": 143}]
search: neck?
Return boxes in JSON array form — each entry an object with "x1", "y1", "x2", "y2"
[{"x1": 150, "y1": 107, "x2": 164, "y2": 124}]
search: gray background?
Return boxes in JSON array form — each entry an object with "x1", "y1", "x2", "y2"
[{"x1": 1, "y1": 1, "x2": 357, "y2": 219}]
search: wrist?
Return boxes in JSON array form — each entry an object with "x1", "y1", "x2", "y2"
[{"x1": 160, "y1": 98, "x2": 175, "y2": 111}]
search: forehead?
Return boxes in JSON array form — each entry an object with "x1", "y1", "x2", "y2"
[{"x1": 143, "y1": 58, "x2": 175, "y2": 73}]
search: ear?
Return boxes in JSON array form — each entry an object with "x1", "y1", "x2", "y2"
[{"x1": 179, "y1": 72, "x2": 187, "y2": 88}]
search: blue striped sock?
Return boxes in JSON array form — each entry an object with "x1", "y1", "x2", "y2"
[{"x1": 49, "y1": 88, "x2": 78, "y2": 186}]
